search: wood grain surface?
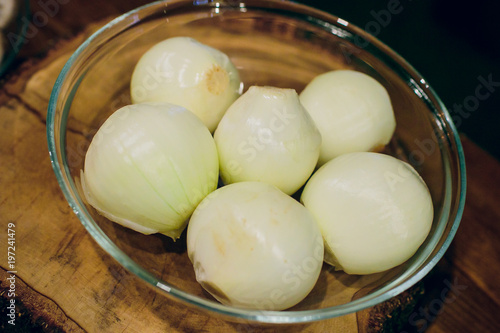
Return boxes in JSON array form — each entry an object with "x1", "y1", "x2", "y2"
[{"x1": 0, "y1": 1, "x2": 499, "y2": 332}]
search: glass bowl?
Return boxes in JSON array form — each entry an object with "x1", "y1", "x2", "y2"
[
  {"x1": 46, "y1": 0, "x2": 466, "y2": 324},
  {"x1": 0, "y1": 0, "x2": 30, "y2": 77}
]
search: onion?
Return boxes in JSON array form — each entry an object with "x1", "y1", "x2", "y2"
[
  {"x1": 0, "y1": 0, "x2": 18, "y2": 29},
  {"x1": 187, "y1": 181, "x2": 324, "y2": 310},
  {"x1": 299, "y1": 70, "x2": 396, "y2": 165},
  {"x1": 130, "y1": 36, "x2": 242, "y2": 132},
  {"x1": 301, "y1": 152, "x2": 433, "y2": 275},
  {"x1": 214, "y1": 86, "x2": 321, "y2": 195},
  {"x1": 81, "y1": 103, "x2": 219, "y2": 240}
]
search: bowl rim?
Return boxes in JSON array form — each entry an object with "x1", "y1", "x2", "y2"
[{"x1": 46, "y1": 0, "x2": 466, "y2": 324}]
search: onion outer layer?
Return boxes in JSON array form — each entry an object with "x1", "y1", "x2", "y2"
[
  {"x1": 187, "y1": 181, "x2": 324, "y2": 310},
  {"x1": 81, "y1": 103, "x2": 219, "y2": 240},
  {"x1": 301, "y1": 152, "x2": 433, "y2": 275},
  {"x1": 299, "y1": 70, "x2": 396, "y2": 166},
  {"x1": 130, "y1": 36, "x2": 242, "y2": 132},
  {"x1": 214, "y1": 86, "x2": 321, "y2": 195}
]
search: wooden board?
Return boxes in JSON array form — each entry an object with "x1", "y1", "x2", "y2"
[{"x1": 0, "y1": 2, "x2": 500, "y2": 332}]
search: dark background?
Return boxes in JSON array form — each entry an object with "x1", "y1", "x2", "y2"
[{"x1": 307, "y1": 0, "x2": 500, "y2": 161}]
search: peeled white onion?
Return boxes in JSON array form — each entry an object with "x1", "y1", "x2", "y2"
[
  {"x1": 0, "y1": 0, "x2": 18, "y2": 29},
  {"x1": 299, "y1": 70, "x2": 396, "y2": 165},
  {"x1": 81, "y1": 103, "x2": 219, "y2": 240},
  {"x1": 214, "y1": 86, "x2": 321, "y2": 195},
  {"x1": 187, "y1": 181, "x2": 324, "y2": 310},
  {"x1": 301, "y1": 152, "x2": 433, "y2": 275},
  {"x1": 130, "y1": 36, "x2": 242, "y2": 132}
]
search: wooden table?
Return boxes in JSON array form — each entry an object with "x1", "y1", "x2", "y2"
[{"x1": 1, "y1": 1, "x2": 499, "y2": 332}]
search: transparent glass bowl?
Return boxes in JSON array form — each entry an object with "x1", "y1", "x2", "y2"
[{"x1": 47, "y1": 0, "x2": 466, "y2": 324}]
